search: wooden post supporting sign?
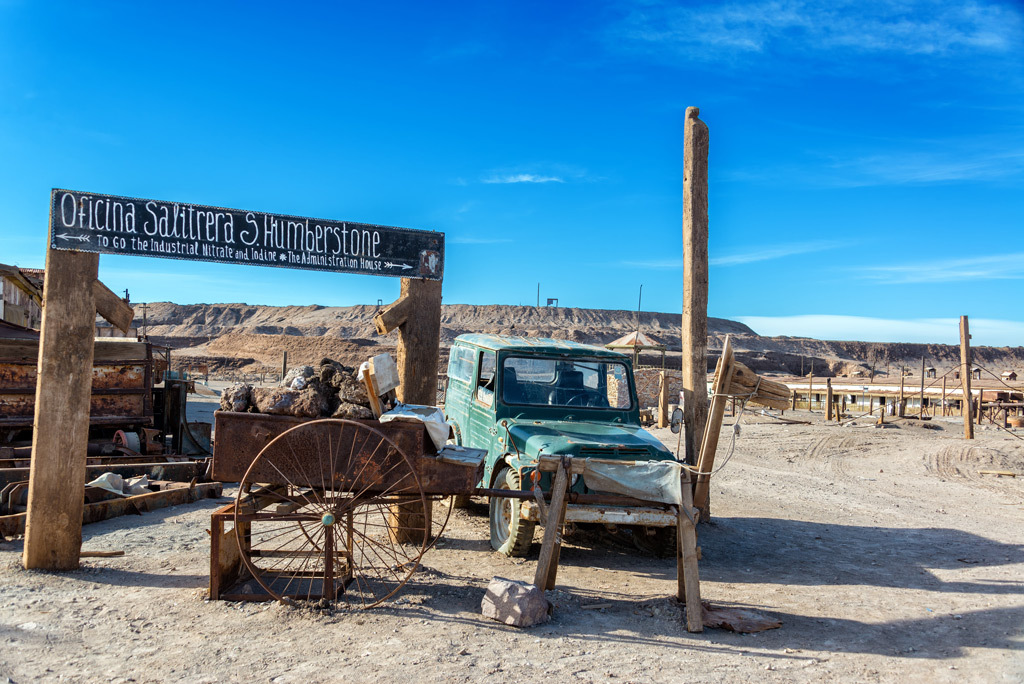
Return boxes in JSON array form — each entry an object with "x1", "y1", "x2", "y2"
[{"x1": 24, "y1": 249, "x2": 134, "y2": 570}]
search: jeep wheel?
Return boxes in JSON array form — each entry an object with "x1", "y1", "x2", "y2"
[{"x1": 489, "y1": 467, "x2": 535, "y2": 557}]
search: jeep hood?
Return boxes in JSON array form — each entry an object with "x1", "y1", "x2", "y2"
[{"x1": 505, "y1": 420, "x2": 673, "y2": 460}]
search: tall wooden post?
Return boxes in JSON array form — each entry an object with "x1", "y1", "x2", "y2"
[
  {"x1": 941, "y1": 376, "x2": 947, "y2": 417},
  {"x1": 281, "y1": 351, "x2": 288, "y2": 382},
  {"x1": 960, "y1": 316, "x2": 974, "y2": 439},
  {"x1": 23, "y1": 249, "x2": 99, "y2": 570},
  {"x1": 919, "y1": 357, "x2": 926, "y2": 418},
  {"x1": 681, "y1": 107, "x2": 709, "y2": 469},
  {"x1": 898, "y1": 370, "x2": 906, "y2": 417},
  {"x1": 658, "y1": 371, "x2": 669, "y2": 428},
  {"x1": 808, "y1": 375, "x2": 814, "y2": 411},
  {"x1": 826, "y1": 378, "x2": 833, "y2": 421}
]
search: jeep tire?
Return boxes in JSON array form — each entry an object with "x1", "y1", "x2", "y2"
[{"x1": 489, "y1": 467, "x2": 535, "y2": 557}]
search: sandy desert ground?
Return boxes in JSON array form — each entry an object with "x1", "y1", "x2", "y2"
[{"x1": 1, "y1": 394, "x2": 1022, "y2": 683}]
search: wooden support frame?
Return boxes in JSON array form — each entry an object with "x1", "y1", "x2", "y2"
[
  {"x1": 961, "y1": 316, "x2": 974, "y2": 440},
  {"x1": 533, "y1": 455, "x2": 703, "y2": 633}
]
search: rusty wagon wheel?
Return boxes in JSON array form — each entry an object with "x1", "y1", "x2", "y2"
[{"x1": 233, "y1": 419, "x2": 430, "y2": 608}]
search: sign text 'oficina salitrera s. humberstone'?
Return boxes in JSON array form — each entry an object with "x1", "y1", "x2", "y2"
[{"x1": 48, "y1": 189, "x2": 444, "y2": 280}]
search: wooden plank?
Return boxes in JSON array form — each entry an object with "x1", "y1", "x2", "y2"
[
  {"x1": 533, "y1": 461, "x2": 570, "y2": 591},
  {"x1": 370, "y1": 353, "x2": 400, "y2": 395},
  {"x1": 681, "y1": 106, "x2": 710, "y2": 468},
  {"x1": 693, "y1": 335, "x2": 733, "y2": 517},
  {"x1": 961, "y1": 316, "x2": 974, "y2": 440},
  {"x1": 363, "y1": 365, "x2": 384, "y2": 418},
  {"x1": 23, "y1": 248, "x2": 99, "y2": 570},
  {"x1": 92, "y1": 280, "x2": 134, "y2": 334},
  {"x1": 676, "y1": 470, "x2": 702, "y2": 633}
]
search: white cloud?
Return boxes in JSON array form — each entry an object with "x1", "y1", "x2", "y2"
[
  {"x1": 614, "y1": 0, "x2": 1024, "y2": 61},
  {"x1": 481, "y1": 173, "x2": 565, "y2": 184},
  {"x1": 859, "y1": 253, "x2": 1024, "y2": 284},
  {"x1": 735, "y1": 314, "x2": 1024, "y2": 346},
  {"x1": 711, "y1": 240, "x2": 845, "y2": 266}
]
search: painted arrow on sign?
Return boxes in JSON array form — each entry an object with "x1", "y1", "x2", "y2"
[
  {"x1": 56, "y1": 233, "x2": 90, "y2": 243},
  {"x1": 384, "y1": 262, "x2": 413, "y2": 270}
]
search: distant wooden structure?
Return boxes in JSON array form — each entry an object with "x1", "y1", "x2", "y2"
[{"x1": 606, "y1": 330, "x2": 666, "y2": 368}]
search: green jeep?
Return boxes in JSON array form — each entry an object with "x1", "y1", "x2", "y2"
[{"x1": 443, "y1": 334, "x2": 679, "y2": 556}]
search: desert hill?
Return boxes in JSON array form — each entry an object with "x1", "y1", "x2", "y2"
[{"x1": 128, "y1": 302, "x2": 1024, "y2": 380}]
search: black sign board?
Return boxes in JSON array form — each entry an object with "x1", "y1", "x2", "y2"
[{"x1": 49, "y1": 189, "x2": 444, "y2": 280}]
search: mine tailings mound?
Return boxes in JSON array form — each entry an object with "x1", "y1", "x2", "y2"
[{"x1": 127, "y1": 302, "x2": 1024, "y2": 379}]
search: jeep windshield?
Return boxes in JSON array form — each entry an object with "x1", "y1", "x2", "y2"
[{"x1": 501, "y1": 356, "x2": 633, "y2": 409}]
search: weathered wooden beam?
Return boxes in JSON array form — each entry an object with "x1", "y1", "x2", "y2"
[
  {"x1": 92, "y1": 279, "x2": 134, "y2": 334},
  {"x1": 373, "y1": 294, "x2": 416, "y2": 335},
  {"x1": 676, "y1": 470, "x2": 702, "y2": 633},
  {"x1": 693, "y1": 335, "x2": 733, "y2": 517},
  {"x1": 658, "y1": 371, "x2": 669, "y2": 428},
  {"x1": 681, "y1": 106, "x2": 709, "y2": 469},
  {"x1": 534, "y1": 462, "x2": 570, "y2": 591},
  {"x1": 393, "y1": 278, "x2": 442, "y2": 406},
  {"x1": 23, "y1": 248, "x2": 99, "y2": 570}
]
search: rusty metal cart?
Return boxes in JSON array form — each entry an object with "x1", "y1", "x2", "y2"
[{"x1": 208, "y1": 411, "x2": 484, "y2": 608}]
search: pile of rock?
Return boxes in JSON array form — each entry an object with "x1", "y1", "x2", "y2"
[{"x1": 219, "y1": 357, "x2": 384, "y2": 419}]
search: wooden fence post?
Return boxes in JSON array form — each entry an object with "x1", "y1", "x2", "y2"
[
  {"x1": 960, "y1": 316, "x2": 974, "y2": 439},
  {"x1": 826, "y1": 378, "x2": 833, "y2": 421}
]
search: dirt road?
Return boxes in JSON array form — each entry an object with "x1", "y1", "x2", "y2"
[{"x1": 1, "y1": 409, "x2": 1021, "y2": 682}]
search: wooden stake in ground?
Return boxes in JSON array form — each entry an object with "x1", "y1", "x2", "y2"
[
  {"x1": 942, "y1": 376, "x2": 947, "y2": 417},
  {"x1": 23, "y1": 249, "x2": 99, "y2": 570},
  {"x1": 676, "y1": 469, "x2": 702, "y2": 633},
  {"x1": 826, "y1": 378, "x2": 833, "y2": 421},
  {"x1": 898, "y1": 369, "x2": 906, "y2": 417},
  {"x1": 919, "y1": 357, "x2": 926, "y2": 419},
  {"x1": 961, "y1": 316, "x2": 974, "y2": 440},
  {"x1": 681, "y1": 106, "x2": 709, "y2": 469}
]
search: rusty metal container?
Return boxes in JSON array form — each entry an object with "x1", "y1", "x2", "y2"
[
  {"x1": 0, "y1": 338, "x2": 154, "y2": 433},
  {"x1": 212, "y1": 411, "x2": 482, "y2": 494}
]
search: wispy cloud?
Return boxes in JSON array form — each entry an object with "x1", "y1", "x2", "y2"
[
  {"x1": 481, "y1": 173, "x2": 565, "y2": 184},
  {"x1": 735, "y1": 314, "x2": 1024, "y2": 347},
  {"x1": 613, "y1": 0, "x2": 1024, "y2": 61},
  {"x1": 859, "y1": 253, "x2": 1024, "y2": 284},
  {"x1": 711, "y1": 240, "x2": 845, "y2": 266},
  {"x1": 723, "y1": 139, "x2": 1024, "y2": 187}
]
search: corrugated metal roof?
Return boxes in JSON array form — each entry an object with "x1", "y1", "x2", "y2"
[{"x1": 454, "y1": 333, "x2": 628, "y2": 358}]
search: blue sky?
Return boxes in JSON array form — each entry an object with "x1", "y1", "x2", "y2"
[{"x1": 2, "y1": 1, "x2": 1022, "y2": 345}]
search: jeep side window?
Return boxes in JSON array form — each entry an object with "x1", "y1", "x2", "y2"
[
  {"x1": 475, "y1": 351, "x2": 496, "y2": 407},
  {"x1": 448, "y1": 346, "x2": 475, "y2": 384}
]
